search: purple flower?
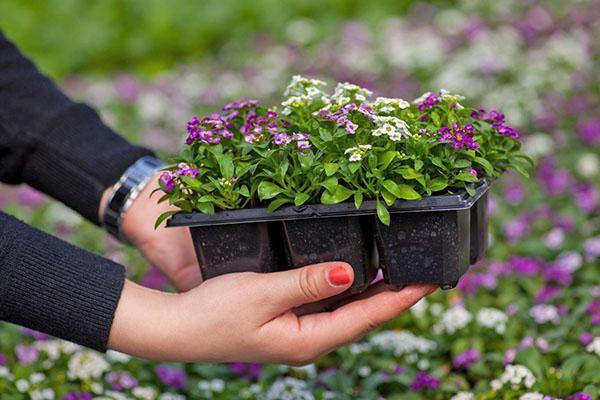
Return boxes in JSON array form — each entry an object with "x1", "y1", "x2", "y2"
[
  {"x1": 544, "y1": 266, "x2": 572, "y2": 285},
  {"x1": 228, "y1": 363, "x2": 262, "y2": 380},
  {"x1": 417, "y1": 93, "x2": 439, "y2": 111},
  {"x1": 15, "y1": 344, "x2": 39, "y2": 365},
  {"x1": 584, "y1": 300, "x2": 600, "y2": 325},
  {"x1": 468, "y1": 167, "x2": 478, "y2": 177},
  {"x1": 139, "y1": 266, "x2": 169, "y2": 290},
  {"x1": 508, "y1": 256, "x2": 541, "y2": 276},
  {"x1": 584, "y1": 236, "x2": 600, "y2": 262},
  {"x1": 580, "y1": 332, "x2": 593, "y2": 346},
  {"x1": 155, "y1": 365, "x2": 187, "y2": 390},
  {"x1": 452, "y1": 348, "x2": 480, "y2": 369},
  {"x1": 106, "y1": 371, "x2": 138, "y2": 391},
  {"x1": 535, "y1": 286, "x2": 562, "y2": 303},
  {"x1": 566, "y1": 393, "x2": 592, "y2": 400},
  {"x1": 573, "y1": 184, "x2": 599, "y2": 214},
  {"x1": 458, "y1": 272, "x2": 497, "y2": 296},
  {"x1": 577, "y1": 116, "x2": 600, "y2": 146},
  {"x1": 159, "y1": 172, "x2": 176, "y2": 192},
  {"x1": 503, "y1": 348, "x2": 517, "y2": 365},
  {"x1": 537, "y1": 156, "x2": 572, "y2": 196},
  {"x1": 0, "y1": 353, "x2": 6, "y2": 366},
  {"x1": 471, "y1": 108, "x2": 520, "y2": 139},
  {"x1": 504, "y1": 181, "x2": 525, "y2": 205},
  {"x1": 63, "y1": 393, "x2": 93, "y2": 400},
  {"x1": 410, "y1": 371, "x2": 440, "y2": 391},
  {"x1": 115, "y1": 75, "x2": 140, "y2": 102},
  {"x1": 315, "y1": 103, "x2": 372, "y2": 134},
  {"x1": 186, "y1": 114, "x2": 234, "y2": 145},
  {"x1": 438, "y1": 123, "x2": 479, "y2": 150},
  {"x1": 17, "y1": 187, "x2": 47, "y2": 208},
  {"x1": 175, "y1": 162, "x2": 199, "y2": 179},
  {"x1": 21, "y1": 327, "x2": 50, "y2": 341},
  {"x1": 222, "y1": 99, "x2": 259, "y2": 111}
]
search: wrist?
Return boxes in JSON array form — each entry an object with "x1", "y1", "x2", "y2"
[
  {"x1": 99, "y1": 156, "x2": 165, "y2": 241},
  {"x1": 107, "y1": 280, "x2": 185, "y2": 360}
]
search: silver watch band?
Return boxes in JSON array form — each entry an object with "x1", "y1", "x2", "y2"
[{"x1": 102, "y1": 156, "x2": 166, "y2": 241}]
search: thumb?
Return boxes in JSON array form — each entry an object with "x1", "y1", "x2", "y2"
[{"x1": 265, "y1": 262, "x2": 355, "y2": 311}]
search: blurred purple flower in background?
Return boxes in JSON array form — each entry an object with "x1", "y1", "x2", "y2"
[
  {"x1": 228, "y1": 362, "x2": 262, "y2": 380},
  {"x1": 139, "y1": 266, "x2": 169, "y2": 290},
  {"x1": 573, "y1": 184, "x2": 599, "y2": 214},
  {"x1": 17, "y1": 187, "x2": 47, "y2": 208},
  {"x1": 21, "y1": 327, "x2": 50, "y2": 341},
  {"x1": 63, "y1": 393, "x2": 93, "y2": 400},
  {"x1": 155, "y1": 365, "x2": 187, "y2": 390},
  {"x1": 537, "y1": 156, "x2": 572, "y2": 196},
  {"x1": 0, "y1": 353, "x2": 6, "y2": 366},
  {"x1": 15, "y1": 344, "x2": 39, "y2": 365},
  {"x1": 452, "y1": 348, "x2": 480, "y2": 369},
  {"x1": 509, "y1": 256, "x2": 542, "y2": 276},
  {"x1": 579, "y1": 332, "x2": 593, "y2": 346},
  {"x1": 106, "y1": 371, "x2": 138, "y2": 390},
  {"x1": 504, "y1": 181, "x2": 525, "y2": 205},
  {"x1": 577, "y1": 117, "x2": 600, "y2": 146},
  {"x1": 410, "y1": 371, "x2": 440, "y2": 391}
]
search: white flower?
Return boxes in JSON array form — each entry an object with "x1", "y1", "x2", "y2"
[
  {"x1": 476, "y1": 307, "x2": 508, "y2": 334},
  {"x1": 530, "y1": 304, "x2": 560, "y2": 325},
  {"x1": 67, "y1": 351, "x2": 109, "y2": 381},
  {"x1": 413, "y1": 91, "x2": 433, "y2": 104},
  {"x1": 349, "y1": 153, "x2": 362, "y2": 162},
  {"x1": 0, "y1": 366, "x2": 13, "y2": 380},
  {"x1": 439, "y1": 88, "x2": 465, "y2": 108},
  {"x1": 369, "y1": 330, "x2": 436, "y2": 356},
  {"x1": 358, "y1": 366, "x2": 372, "y2": 377},
  {"x1": 132, "y1": 387, "x2": 157, "y2": 400},
  {"x1": 577, "y1": 153, "x2": 599, "y2": 178},
  {"x1": 104, "y1": 391, "x2": 132, "y2": 400},
  {"x1": 492, "y1": 364, "x2": 537, "y2": 390},
  {"x1": 348, "y1": 342, "x2": 371, "y2": 354},
  {"x1": 543, "y1": 228, "x2": 565, "y2": 250},
  {"x1": 373, "y1": 96, "x2": 410, "y2": 113},
  {"x1": 91, "y1": 382, "x2": 104, "y2": 394},
  {"x1": 198, "y1": 378, "x2": 226, "y2": 394},
  {"x1": 331, "y1": 82, "x2": 373, "y2": 106},
  {"x1": 265, "y1": 377, "x2": 315, "y2": 400},
  {"x1": 30, "y1": 372, "x2": 46, "y2": 384},
  {"x1": 520, "y1": 393, "x2": 544, "y2": 400},
  {"x1": 417, "y1": 359, "x2": 430, "y2": 370},
  {"x1": 344, "y1": 144, "x2": 371, "y2": 162},
  {"x1": 411, "y1": 298, "x2": 428, "y2": 318},
  {"x1": 372, "y1": 116, "x2": 412, "y2": 140},
  {"x1": 16, "y1": 379, "x2": 30, "y2": 392},
  {"x1": 30, "y1": 389, "x2": 55, "y2": 400},
  {"x1": 450, "y1": 392, "x2": 474, "y2": 400},
  {"x1": 430, "y1": 303, "x2": 443, "y2": 316},
  {"x1": 106, "y1": 350, "x2": 131, "y2": 363},
  {"x1": 586, "y1": 337, "x2": 600, "y2": 356},
  {"x1": 440, "y1": 306, "x2": 473, "y2": 334},
  {"x1": 158, "y1": 394, "x2": 186, "y2": 400}
]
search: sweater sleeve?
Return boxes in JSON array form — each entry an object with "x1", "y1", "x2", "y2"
[
  {"x1": 0, "y1": 211, "x2": 126, "y2": 351},
  {"x1": 0, "y1": 30, "x2": 154, "y2": 225}
]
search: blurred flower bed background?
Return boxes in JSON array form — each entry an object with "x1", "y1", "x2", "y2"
[{"x1": 0, "y1": 0, "x2": 599, "y2": 399}]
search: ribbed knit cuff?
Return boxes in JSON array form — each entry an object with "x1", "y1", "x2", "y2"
[
  {"x1": 0, "y1": 212, "x2": 126, "y2": 352},
  {"x1": 21, "y1": 103, "x2": 155, "y2": 225}
]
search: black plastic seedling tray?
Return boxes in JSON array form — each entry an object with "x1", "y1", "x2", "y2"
[{"x1": 168, "y1": 180, "x2": 491, "y2": 292}]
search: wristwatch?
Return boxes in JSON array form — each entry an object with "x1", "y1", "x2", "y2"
[{"x1": 102, "y1": 156, "x2": 166, "y2": 241}]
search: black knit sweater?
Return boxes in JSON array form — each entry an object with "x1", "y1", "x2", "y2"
[{"x1": 0, "y1": 31, "x2": 154, "y2": 351}]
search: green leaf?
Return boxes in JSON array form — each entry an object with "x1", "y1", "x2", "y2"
[
  {"x1": 324, "y1": 163, "x2": 339, "y2": 177},
  {"x1": 474, "y1": 156, "x2": 494, "y2": 176},
  {"x1": 381, "y1": 188, "x2": 396, "y2": 206},
  {"x1": 154, "y1": 210, "x2": 177, "y2": 229},
  {"x1": 515, "y1": 348, "x2": 544, "y2": 379},
  {"x1": 267, "y1": 198, "x2": 291, "y2": 212},
  {"x1": 294, "y1": 193, "x2": 310, "y2": 206},
  {"x1": 354, "y1": 192, "x2": 363, "y2": 209},
  {"x1": 348, "y1": 162, "x2": 361, "y2": 174},
  {"x1": 180, "y1": 175, "x2": 201, "y2": 187},
  {"x1": 321, "y1": 185, "x2": 353, "y2": 204},
  {"x1": 455, "y1": 172, "x2": 479, "y2": 183},
  {"x1": 376, "y1": 200, "x2": 390, "y2": 226},
  {"x1": 399, "y1": 167, "x2": 422, "y2": 180},
  {"x1": 319, "y1": 128, "x2": 333, "y2": 141},
  {"x1": 218, "y1": 154, "x2": 235, "y2": 178},
  {"x1": 428, "y1": 178, "x2": 448, "y2": 192},
  {"x1": 382, "y1": 180, "x2": 421, "y2": 200},
  {"x1": 453, "y1": 159, "x2": 471, "y2": 168},
  {"x1": 414, "y1": 159, "x2": 424, "y2": 171},
  {"x1": 378, "y1": 151, "x2": 397, "y2": 169},
  {"x1": 196, "y1": 202, "x2": 215, "y2": 214},
  {"x1": 432, "y1": 157, "x2": 446, "y2": 169},
  {"x1": 257, "y1": 181, "x2": 284, "y2": 200},
  {"x1": 320, "y1": 177, "x2": 338, "y2": 193}
]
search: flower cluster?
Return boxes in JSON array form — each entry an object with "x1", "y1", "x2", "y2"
[{"x1": 438, "y1": 123, "x2": 479, "y2": 150}]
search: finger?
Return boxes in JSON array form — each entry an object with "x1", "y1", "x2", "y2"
[
  {"x1": 291, "y1": 284, "x2": 437, "y2": 358},
  {"x1": 258, "y1": 261, "x2": 355, "y2": 314}
]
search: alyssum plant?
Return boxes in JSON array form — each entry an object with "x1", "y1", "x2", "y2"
[{"x1": 156, "y1": 75, "x2": 530, "y2": 226}]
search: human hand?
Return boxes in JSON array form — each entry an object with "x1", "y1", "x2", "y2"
[
  {"x1": 107, "y1": 262, "x2": 437, "y2": 364},
  {"x1": 100, "y1": 173, "x2": 202, "y2": 291}
]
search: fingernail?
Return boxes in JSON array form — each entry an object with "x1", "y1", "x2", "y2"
[{"x1": 328, "y1": 266, "x2": 351, "y2": 286}]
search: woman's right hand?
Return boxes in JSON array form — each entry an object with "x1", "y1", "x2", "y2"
[{"x1": 108, "y1": 262, "x2": 436, "y2": 365}]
